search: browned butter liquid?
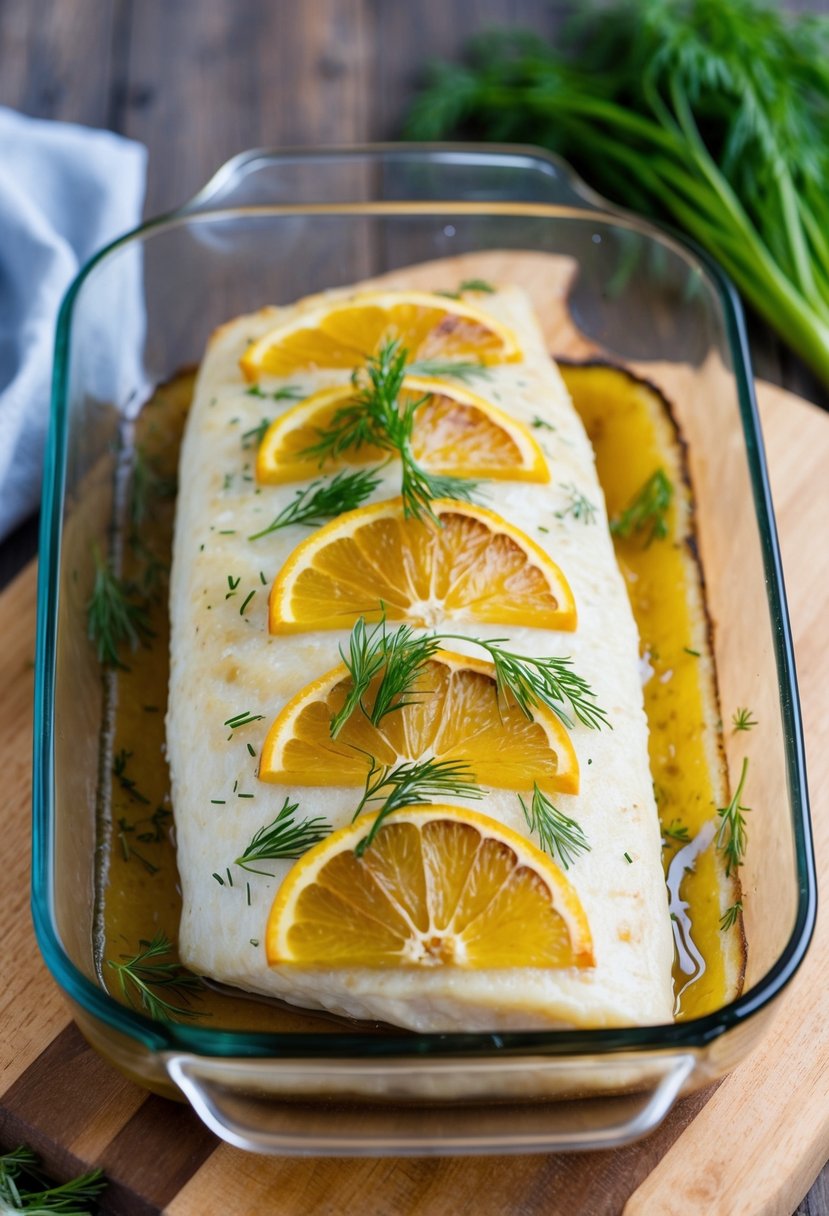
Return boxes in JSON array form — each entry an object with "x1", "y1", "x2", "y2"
[{"x1": 101, "y1": 365, "x2": 732, "y2": 1029}]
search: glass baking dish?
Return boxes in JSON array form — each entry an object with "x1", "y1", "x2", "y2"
[{"x1": 32, "y1": 145, "x2": 816, "y2": 1155}]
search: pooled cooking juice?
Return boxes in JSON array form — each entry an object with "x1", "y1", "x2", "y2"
[{"x1": 97, "y1": 362, "x2": 739, "y2": 1028}]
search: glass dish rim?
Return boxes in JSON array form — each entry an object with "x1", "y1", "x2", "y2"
[{"x1": 32, "y1": 143, "x2": 816, "y2": 1060}]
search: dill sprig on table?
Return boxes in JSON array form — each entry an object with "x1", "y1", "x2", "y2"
[
  {"x1": 330, "y1": 615, "x2": 610, "y2": 737},
  {"x1": 248, "y1": 467, "x2": 382, "y2": 540},
  {"x1": 406, "y1": 4, "x2": 829, "y2": 390},
  {"x1": 106, "y1": 933, "x2": 205, "y2": 1022},
  {"x1": 518, "y1": 783, "x2": 590, "y2": 870},
  {"x1": 235, "y1": 798, "x2": 333, "y2": 874},
  {"x1": 86, "y1": 546, "x2": 153, "y2": 668},
  {"x1": 610, "y1": 468, "x2": 673, "y2": 546},
  {"x1": 715, "y1": 757, "x2": 751, "y2": 878},
  {"x1": 299, "y1": 339, "x2": 481, "y2": 523},
  {"x1": 353, "y1": 756, "x2": 483, "y2": 856},
  {"x1": 0, "y1": 1145, "x2": 106, "y2": 1214}
]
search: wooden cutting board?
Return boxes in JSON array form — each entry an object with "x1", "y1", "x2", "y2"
[{"x1": 1, "y1": 377, "x2": 827, "y2": 1216}]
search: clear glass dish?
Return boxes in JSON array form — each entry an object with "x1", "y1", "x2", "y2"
[{"x1": 33, "y1": 146, "x2": 816, "y2": 1155}]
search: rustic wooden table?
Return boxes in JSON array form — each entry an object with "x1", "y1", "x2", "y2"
[{"x1": 1, "y1": 2, "x2": 827, "y2": 1212}]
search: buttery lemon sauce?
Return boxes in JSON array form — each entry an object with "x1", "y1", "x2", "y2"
[
  {"x1": 100, "y1": 364, "x2": 733, "y2": 1028},
  {"x1": 562, "y1": 364, "x2": 731, "y2": 1018}
]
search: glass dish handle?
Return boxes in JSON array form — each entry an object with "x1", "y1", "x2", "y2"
[
  {"x1": 165, "y1": 1051, "x2": 697, "y2": 1155},
  {"x1": 176, "y1": 144, "x2": 610, "y2": 217}
]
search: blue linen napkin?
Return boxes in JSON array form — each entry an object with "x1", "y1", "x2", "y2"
[{"x1": 0, "y1": 107, "x2": 146, "y2": 541}]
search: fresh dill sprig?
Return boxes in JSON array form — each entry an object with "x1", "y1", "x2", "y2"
[
  {"x1": 354, "y1": 756, "x2": 483, "y2": 856},
  {"x1": 300, "y1": 339, "x2": 481, "y2": 522},
  {"x1": 86, "y1": 546, "x2": 152, "y2": 668},
  {"x1": 715, "y1": 757, "x2": 751, "y2": 877},
  {"x1": 732, "y1": 707, "x2": 758, "y2": 732},
  {"x1": 130, "y1": 445, "x2": 177, "y2": 529},
  {"x1": 405, "y1": 7, "x2": 829, "y2": 391},
  {"x1": 331, "y1": 615, "x2": 610, "y2": 736},
  {"x1": 245, "y1": 384, "x2": 304, "y2": 402},
  {"x1": 556, "y1": 483, "x2": 598, "y2": 525},
  {"x1": 530, "y1": 416, "x2": 555, "y2": 431},
  {"x1": 720, "y1": 900, "x2": 743, "y2": 931},
  {"x1": 518, "y1": 783, "x2": 590, "y2": 870},
  {"x1": 0, "y1": 1145, "x2": 106, "y2": 1214},
  {"x1": 400, "y1": 462, "x2": 480, "y2": 524},
  {"x1": 468, "y1": 638, "x2": 610, "y2": 730},
  {"x1": 459, "y1": 278, "x2": 495, "y2": 293},
  {"x1": 662, "y1": 818, "x2": 690, "y2": 844},
  {"x1": 435, "y1": 278, "x2": 496, "y2": 300},
  {"x1": 106, "y1": 933, "x2": 205, "y2": 1021},
  {"x1": 405, "y1": 357, "x2": 490, "y2": 383},
  {"x1": 611, "y1": 469, "x2": 673, "y2": 546},
  {"x1": 330, "y1": 617, "x2": 442, "y2": 738},
  {"x1": 248, "y1": 467, "x2": 382, "y2": 539},
  {"x1": 241, "y1": 417, "x2": 272, "y2": 449},
  {"x1": 235, "y1": 798, "x2": 332, "y2": 875}
]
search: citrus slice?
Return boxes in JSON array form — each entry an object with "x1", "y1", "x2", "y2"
[
  {"x1": 269, "y1": 498, "x2": 577, "y2": 634},
  {"x1": 256, "y1": 375, "x2": 548, "y2": 485},
  {"x1": 240, "y1": 290, "x2": 522, "y2": 380},
  {"x1": 260, "y1": 650, "x2": 579, "y2": 794},
  {"x1": 266, "y1": 804, "x2": 594, "y2": 968}
]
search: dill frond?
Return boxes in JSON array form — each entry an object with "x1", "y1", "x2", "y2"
[
  {"x1": 611, "y1": 469, "x2": 673, "y2": 546},
  {"x1": 106, "y1": 934, "x2": 205, "y2": 1022},
  {"x1": 353, "y1": 756, "x2": 482, "y2": 856},
  {"x1": 715, "y1": 757, "x2": 751, "y2": 877},
  {"x1": 518, "y1": 783, "x2": 590, "y2": 870},
  {"x1": 732, "y1": 707, "x2": 758, "y2": 732},
  {"x1": 248, "y1": 467, "x2": 382, "y2": 539},
  {"x1": 86, "y1": 546, "x2": 152, "y2": 668},
  {"x1": 299, "y1": 339, "x2": 482, "y2": 523},
  {"x1": 235, "y1": 798, "x2": 332, "y2": 874}
]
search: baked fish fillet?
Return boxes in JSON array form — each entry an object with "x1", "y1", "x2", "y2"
[{"x1": 167, "y1": 284, "x2": 675, "y2": 1031}]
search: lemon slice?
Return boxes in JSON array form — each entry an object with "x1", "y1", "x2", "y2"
[
  {"x1": 265, "y1": 805, "x2": 594, "y2": 969},
  {"x1": 268, "y1": 498, "x2": 577, "y2": 634},
  {"x1": 256, "y1": 375, "x2": 548, "y2": 485},
  {"x1": 241, "y1": 290, "x2": 522, "y2": 380},
  {"x1": 260, "y1": 650, "x2": 579, "y2": 795}
]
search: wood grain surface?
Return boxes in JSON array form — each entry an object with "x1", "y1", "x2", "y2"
[
  {"x1": 0, "y1": 2, "x2": 828, "y2": 1211},
  {"x1": 0, "y1": 378, "x2": 825, "y2": 1216}
]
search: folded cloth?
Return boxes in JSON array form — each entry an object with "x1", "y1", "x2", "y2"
[{"x1": 0, "y1": 107, "x2": 146, "y2": 541}]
